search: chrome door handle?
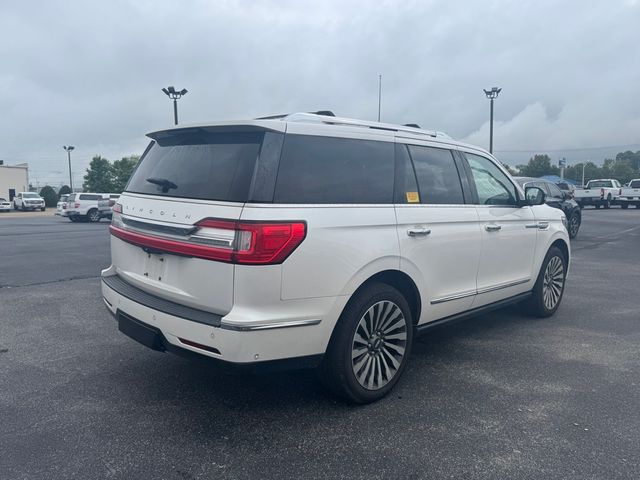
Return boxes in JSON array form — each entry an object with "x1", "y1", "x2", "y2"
[
  {"x1": 407, "y1": 227, "x2": 432, "y2": 237},
  {"x1": 525, "y1": 222, "x2": 549, "y2": 230},
  {"x1": 536, "y1": 221, "x2": 550, "y2": 230},
  {"x1": 485, "y1": 224, "x2": 502, "y2": 232}
]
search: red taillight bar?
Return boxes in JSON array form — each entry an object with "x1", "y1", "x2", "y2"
[{"x1": 109, "y1": 219, "x2": 306, "y2": 265}]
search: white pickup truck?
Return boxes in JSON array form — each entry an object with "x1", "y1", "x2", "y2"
[
  {"x1": 13, "y1": 192, "x2": 46, "y2": 211},
  {"x1": 616, "y1": 179, "x2": 640, "y2": 209},
  {"x1": 574, "y1": 179, "x2": 622, "y2": 209}
]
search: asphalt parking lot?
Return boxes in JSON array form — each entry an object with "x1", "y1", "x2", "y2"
[{"x1": 1, "y1": 210, "x2": 639, "y2": 480}]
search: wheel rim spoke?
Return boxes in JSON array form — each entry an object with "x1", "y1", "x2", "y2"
[
  {"x1": 542, "y1": 256, "x2": 564, "y2": 310},
  {"x1": 351, "y1": 300, "x2": 407, "y2": 391}
]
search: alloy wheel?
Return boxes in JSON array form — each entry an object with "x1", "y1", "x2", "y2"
[
  {"x1": 569, "y1": 215, "x2": 579, "y2": 237},
  {"x1": 542, "y1": 256, "x2": 564, "y2": 310},
  {"x1": 351, "y1": 300, "x2": 408, "y2": 391}
]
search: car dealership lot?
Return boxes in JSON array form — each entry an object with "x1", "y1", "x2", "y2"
[{"x1": 1, "y1": 211, "x2": 639, "y2": 479}]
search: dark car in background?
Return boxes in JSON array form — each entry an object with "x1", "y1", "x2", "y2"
[{"x1": 515, "y1": 177, "x2": 582, "y2": 239}]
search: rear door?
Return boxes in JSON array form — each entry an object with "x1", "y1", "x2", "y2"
[
  {"x1": 394, "y1": 141, "x2": 481, "y2": 323},
  {"x1": 110, "y1": 127, "x2": 279, "y2": 315},
  {"x1": 460, "y1": 151, "x2": 538, "y2": 307}
]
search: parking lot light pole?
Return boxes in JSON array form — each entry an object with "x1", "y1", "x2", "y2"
[
  {"x1": 162, "y1": 86, "x2": 188, "y2": 125},
  {"x1": 63, "y1": 145, "x2": 75, "y2": 191},
  {"x1": 483, "y1": 87, "x2": 501, "y2": 154}
]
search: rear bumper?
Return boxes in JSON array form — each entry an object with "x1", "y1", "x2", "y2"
[{"x1": 101, "y1": 272, "x2": 344, "y2": 367}]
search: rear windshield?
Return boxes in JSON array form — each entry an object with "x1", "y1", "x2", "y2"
[
  {"x1": 629, "y1": 180, "x2": 640, "y2": 188},
  {"x1": 587, "y1": 181, "x2": 612, "y2": 188},
  {"x1": 126, "y1": 131, "x2": 263, "y2": 202}
]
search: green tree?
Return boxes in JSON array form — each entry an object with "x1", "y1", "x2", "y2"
[
  {"x1": 615, "y1": 150, "x2": 640, "y2": 171},
  {"x1": 516, "y1": 154, "x2": 560, "y2": 177},
  {"x1": 58, "y1": 185, "x2": 72, "y2": 198},
  {"x1": 83, "y1": 156, "x2": 114, "y2": 192},
  {"x1": 39, "y1": 185, "x2": 58, "y2": 207},
  {"x1": 111, "y1": 155, "x2": 139, "y2": 192}
]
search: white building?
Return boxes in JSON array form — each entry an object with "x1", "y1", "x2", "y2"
[{"x1": 0, "y1": 163, "x2": 29, "y2": 201}]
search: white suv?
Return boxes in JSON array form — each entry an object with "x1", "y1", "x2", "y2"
[
  {"x1": 101, "y1": 112, "x2": 570, "y2": 403},
  {"x1": 66, "y1": 193, "x2": 119, "y2": 222}
]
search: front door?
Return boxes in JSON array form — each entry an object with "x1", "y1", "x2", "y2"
[{"x1": 461, "y1": 152, "x2": 538, "y2": 308}]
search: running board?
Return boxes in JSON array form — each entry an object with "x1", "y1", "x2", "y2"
[{"x1": 415, "y1": 292, "x2": 532, "y2": 336}]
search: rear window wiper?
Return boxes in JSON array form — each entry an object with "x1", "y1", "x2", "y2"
[{"x1": 146, "y1": 177, "x2": 178, "y2": 193}]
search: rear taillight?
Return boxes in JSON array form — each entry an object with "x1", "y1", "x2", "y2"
[
  {"x1": 74, "y1": 202, "x2": 80, "y2": 208},
  {"x1": 600, "y1": 188, "x2": 605, "y2": 198},
  {"x1": 109, "y1": 218, "x2": 306, "y2": 265},
  {"x1": 112, "y1": 203, "x2": 122, "y2": 213}
]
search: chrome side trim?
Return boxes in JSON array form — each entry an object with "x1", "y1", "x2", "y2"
[
  {"x1": 431, "y1": 278, "x2": 532, "y2": 305},
  {"x1": 476, "y1": 278, "x2": 530, "y2": 295},
  {"x1": 430, "y1": 290, "x2": 476, "y2": 305},
  {"x1": 220, "y1": 319, "x2": 322, "y2": 332},
  {"x1": 525, "y1": 224, "x2": 539, "y2": 229}
]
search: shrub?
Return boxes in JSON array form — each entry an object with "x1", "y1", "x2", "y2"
[{"x1": 39, "y1": 186, "x2": 58, "y2": 208}]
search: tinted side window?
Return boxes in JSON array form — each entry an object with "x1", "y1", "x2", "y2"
[
  {"x1": 547, "y1": 183, "x2": 563, "y2": 198},
  {"x1": 394, "y1": 144, "x2": 420, "y2": 204},
  {"x1": 465, "y1": 153, "x2": 518, "y2": 205},
  {"x1": 407, "y1": 145, "x2": 464, "y2": 204},
  {"x1": 274, "y1": 135, "x2": 394, "y2": 204},
  {"x1": 629, "y1": 180, "x2": 640, "y2": 188},
  {"x1": 79, "y1": 194, "x2": 102, "y2": 201}
]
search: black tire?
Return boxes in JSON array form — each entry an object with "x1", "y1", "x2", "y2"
[
  {"x1": 621, "y1": 203, "x2": 629, "y2": 209},
  {"x1": 69, "y1": 216, "x2": 79, "y2": 222},
  {"x1": 319, "y1": 282, "x2": 414, "y2": 404},
  {"x1": 40, "y1": 207, "x2": 45, "y2": 212},
  {"x1": 636, "y1": 204, "x2": 640, "y2": 209},
  {"x1": 522, "y1": 246, "x2": 567, "y2": 318},
  {"x1": 568, "y1": 213, "x2": 580, "y2": 239},
  {"x1": 87, "y1": 209, "x2": 100, "y2": 223},
  {"x1": 604, "y1": 195, "x2": 611, "y2": 209},
  {"x1": 595, "y1": 204, "x2": 601, "y2": 209}
]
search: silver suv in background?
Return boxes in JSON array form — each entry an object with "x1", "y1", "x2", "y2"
[{"x1": 102, "y1": 112, "x2": 570, "y2": 403}]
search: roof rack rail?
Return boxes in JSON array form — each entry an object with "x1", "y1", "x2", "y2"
[
  {"x1": 281, "y1": 113, "x2": 449, "y2": 139},
  {"x1": 256, "y1": 110, "x2": 335, "y2": 120}
]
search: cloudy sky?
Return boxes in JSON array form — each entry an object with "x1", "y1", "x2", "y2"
[{"x1": 1, "y1": 0, "x2": 639, "y2": 186}]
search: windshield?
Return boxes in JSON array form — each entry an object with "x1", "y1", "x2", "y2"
[
  {"x1": 23, "y1": 193, "x2": 40, "y2": 198},
  {"x1": 0, "y1": 198, "x2": 7, "y2": 202},
  {"x1": 587, "y1": 181, "x2": 612, "y2": 188},
  {"x1": 126, "y1": 131, "x2": 263, "y2": 202}
]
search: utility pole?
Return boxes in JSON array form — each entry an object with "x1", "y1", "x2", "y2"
[
  {"x1": 483, "y1": 87, "x2": 502, "y2": 154},
  {"x1": 582, "y1": 162, "x2": 586, "y2": 187},
  {"x1": 377, "y1": 75, "x2": 382, "y2": 122},
  {"x1": 63, "y1": 145, "x2": 75, "y2": 191},
  {"x1": 162, "y1": 86, "x2": 188, "y2": 125}
]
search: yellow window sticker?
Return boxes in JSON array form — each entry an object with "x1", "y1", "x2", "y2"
[{"x1": 406, "y1": 191, "x2": 420, "y2": 203}]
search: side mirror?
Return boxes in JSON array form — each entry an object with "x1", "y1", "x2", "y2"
[{"x1": 524, "y1": 186, "x2": 546, "y2": 206}]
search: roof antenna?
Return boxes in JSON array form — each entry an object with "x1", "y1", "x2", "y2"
[{"x1": 377, "y1": 74, "x2": 382, "y2": 122}]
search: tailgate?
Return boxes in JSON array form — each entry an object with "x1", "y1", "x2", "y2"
[
  {"x1": 106, "y1": 127, "x2": 272, "y2": 316},
  {"x1": 111, "y1": 194, "x2": 242, "y2": 315}
]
